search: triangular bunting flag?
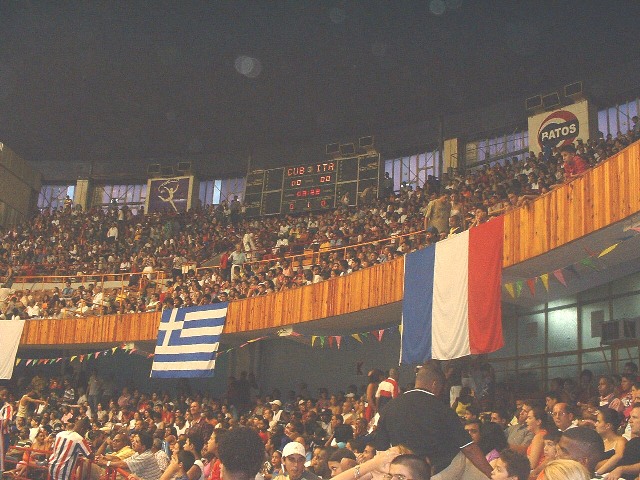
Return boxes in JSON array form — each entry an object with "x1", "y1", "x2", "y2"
[
  {"x1": 553, "y1": 269, "x2": 567, "y2": 287},
  {"x1": 15, "y1": 358, "x2": 21, "y2": 366},
  {"x1": 526, "y1": 278, "x2": 537, "y2": 297},
  {"x1": 361, "y1": 332, "x2": 369, "y2": 339},
  {"x1": 504, "y1": 283, "x2": 515, "y2": 298},
  {"x1": 80, "y1": 355, "x2": 86, "y2": 362},
  {"x1": 336, "y1": 336, "x2": 342, "y2": 349},
  {"x1": 311, "y1": 336, "x2": 317, "y2": 347},
  {"x1": 630, "y1": 227, "x2": 640, "y2": 233},
  {"x1": 56, "y1": 358, "x2": 62, "y2": 363},
  {"x1": 515, "y1": 280, "x2": 524, "y2": 298},
  {"x1": 328, "y1": 337, "x2": 334, "y2": 348},
  {"x1": 540, "y1": 273, "x2": 549, "y2": 292},
  {"x1": 112, "y1": 347, "x2": 118, "y2": 354},
  {"x1": 70, "y1": 356, "x2": 77, "y2": 362},
  {"x1": 377, "y1": 330, "x2": 384, "y2": 342},
  {"x1": 398, "y1": 324, "x2": 402, "y2": 334},
  {"x1": 26, "y1": 359, "x2": 32, "y2": 366},
  {"x1": 352, "y1": 334, "x2": 362, "y2": 343},
  {"x1": 580, "y1": 257, "x2": 598, "y2": 270},
  {"x1": 320, "y1": 336, "x2": 325, "y2": 347},
  {"x1": 598, "y1": 243, "x2": 619, "y2": 258}
]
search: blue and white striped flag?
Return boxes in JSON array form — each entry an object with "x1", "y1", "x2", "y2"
[{"x1": 150, "y1": 303, "x2": 227, "y2": 378}]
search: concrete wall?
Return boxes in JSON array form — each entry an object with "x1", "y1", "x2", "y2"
[{"x1": 0, "y1": 143, "x2": 41, "y2": 227}]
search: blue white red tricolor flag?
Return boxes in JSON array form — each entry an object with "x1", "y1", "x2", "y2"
[
  {"x1": 400, "y1": 217, "x2": 504, "y2": 364},
  {"x1": 151, "y1": 303, "x2": 227, "y2": 378}
]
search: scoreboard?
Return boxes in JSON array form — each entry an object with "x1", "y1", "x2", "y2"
[{"x1": 244, "y1": 154, "x2": 380, "y2": 216}]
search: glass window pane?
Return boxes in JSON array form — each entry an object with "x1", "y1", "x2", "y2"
[
  {"x1": 608, "y1": 107, "x2": 618, "y2": 136},
  {"x1": 548, "y1": 308, "x2": 578, "y2": 353},
  {"x1": 612, "y1": 294, "x2": 640, "y2": 319},
  {"x1": 548, "y1": 355, "x2": 579, "y2": 387},
  {"x1": 581, "y1": 349, "x2": 612, "y2": 376},
  {"x1": 617, "y1": 347, "x2": 639, "y2": 372},
  {"x1": 619, "y1": 103, "x2": 630, "y2": 134},
  {"x1": 518, "y1": 313, "x2": 545, "y2": 356},
  {"x1": 598, "y1": 109, "x2": 609, "y2": 137}
]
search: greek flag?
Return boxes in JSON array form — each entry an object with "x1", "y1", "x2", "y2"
[{"x1": 150, "y1": 303, "x2": 227, "y2": 378}]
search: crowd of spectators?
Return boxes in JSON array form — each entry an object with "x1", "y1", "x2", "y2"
[
  {"x1": 3, "y1": 360, "x2": 640, "y2": 480},
  {"x1": 0, "y1": 129, "x2": 637, "y2": 321}
]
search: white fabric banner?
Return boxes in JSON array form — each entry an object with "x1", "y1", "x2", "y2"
[{"x1": 0, "y1": 320, "x2": 25, "y2": 380}]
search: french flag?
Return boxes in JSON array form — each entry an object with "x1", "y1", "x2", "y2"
[{"x1": 400, "y1": 217, "x2": 504, "y2": 364}]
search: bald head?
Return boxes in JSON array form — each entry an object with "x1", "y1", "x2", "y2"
[{"x1": 414, "y1": 362, "x2": 444, "y2": 395}]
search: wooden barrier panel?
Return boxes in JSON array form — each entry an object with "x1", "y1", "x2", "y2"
[
  {"x1": 19, "y1": 142, "x2": 640, "y2": 346},
  {"x1": 502, "y1": 142, "x2": 640, "y2": 266}
]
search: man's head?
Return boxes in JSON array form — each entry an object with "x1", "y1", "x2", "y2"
[
  {"x1": 552, "y1": 403, "x2": 575, "y2": 431},
  {"x1": 328, "y1": 448, "x2": 357, "y2": 477},
  {"x1": 386, "y1": 454, "x2": 431, "y2": 480},
  {"x1": 177, "y1": 450, "x2": 196, "y2": 475},
  {"x1": 282, "y1": 441, "x2": 307, "y2": 480},
  {"x1": 464, "y1": 420, "x2": 481, "y2": 444},
  {"x1": 217, "y1": 427, "x2": 265, "y2": 480},
  {"x1": 628, "y1": 404, "x2": 640, "y2": 437},
  {"x1": 559, "y1": 144, "x2": 577, "y2": 162},
  {"x1": 597, "y1": 376, "x2": 614, "y2": 397},
  {"x1": 557, "y1": 427, "x2": 604, "y2": 474},
  {"x1": 490, "y1": 409, "x2": 509, "y2": 429},
  {"x1": 133, "y1": 432, "x2": 153, "y2": 453},
  {"x1": 388, "y1": 368, "x2": 399, "y2": 380},
  {"x1": 414, "y1": 362, "x2": 444, "y2": 396}
]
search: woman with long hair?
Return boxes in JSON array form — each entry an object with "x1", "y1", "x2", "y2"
[
  {"x1": 594, "y1": 407, "x2": 627, "y2": 476},
  {"x1": 526, "y1": 405, "x2": 554, "y2": 469}
]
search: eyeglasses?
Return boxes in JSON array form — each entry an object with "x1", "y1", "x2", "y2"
[{"x1": 383, "y1": 474, "x2": 414, "y2": 480}]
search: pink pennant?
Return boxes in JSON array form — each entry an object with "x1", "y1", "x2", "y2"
[{"x1": 553, "y1": 269, "x2": 567, "y2": 287}]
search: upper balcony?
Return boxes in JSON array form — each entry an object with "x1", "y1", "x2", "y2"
[{"x1": 17, "y1": 141, "x2": 640, "y2": 348}]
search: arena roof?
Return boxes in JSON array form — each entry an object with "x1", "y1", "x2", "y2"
[{"x1": 1, "y1": 1, "x2": 639, "y2": 178}]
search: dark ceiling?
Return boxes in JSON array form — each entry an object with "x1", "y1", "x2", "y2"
[{"x1": 1, "y1": 1, "x2": 639, "y2": 178}]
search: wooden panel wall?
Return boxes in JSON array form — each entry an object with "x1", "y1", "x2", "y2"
[
  {"x1": 502, "y1": 142, "x2": 640, "y2": 266},
  {"x1": 20, "y1": 142, "x2": 640, "y2": 346},
  {"x1": 20, "y1": 259, "x2": 405, "y2": 345},
  {"x1": 21, "y1": 312, "x2": 161, "y2": 346}
]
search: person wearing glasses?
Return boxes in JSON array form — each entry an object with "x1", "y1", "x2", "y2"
[
  {"x1": 551, "y1": 403, "x2": 577, "y2": 432},
  {"x1": 329, "y1": 447, "x2": 430, "y2": 480}
]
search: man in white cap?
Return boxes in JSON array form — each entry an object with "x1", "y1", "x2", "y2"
[
  {"x1": 271, "y1": 399, "x2": 284, "y2": 423},
  {"x1": 274, "y1": 442, "x2": 320, "y2": 480}
]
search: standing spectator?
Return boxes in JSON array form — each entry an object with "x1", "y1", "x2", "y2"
[
  {"x1": 48, "y1": 417, "x2": 92, "y2": 480},
  {"x1": 375, "y1": 368, "x2": 400, "y2": 412},
  {"x1": 374, "y1": 362, "x2": 492, "y2": 479}
]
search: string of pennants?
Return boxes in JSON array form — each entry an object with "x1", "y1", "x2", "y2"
[
  {"x1": 15, "y1": 344, "x2": 152, "y2": 367},
  {"x1": 15, "y1": 326, "x2": 401, "y2": 367},
  {"x1": 503, "y1": 227, "x2": 640, "y2": 298}
]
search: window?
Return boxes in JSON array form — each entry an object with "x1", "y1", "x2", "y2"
[
  {"x1": 465, "y1": 129, "x2": 529, "y2": 168},
  {"x1": 38, "y1": 184, "x2": 75, "y2": 211},
  {"x1": 384, "y1": 150, "x2": 440, "y2": 192},
  {"x1": 199, "y1": 177, "x2": 246, "y2": 206},
  {"x1": 94, "y1": 184, "x2": 147, "y2": 214}
]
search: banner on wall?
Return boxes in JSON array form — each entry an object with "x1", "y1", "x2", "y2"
[
  {"x1": 146, "y1": 176, "x2": 193, "y2": 213},
  {"x1": 527, "y1": 99, "x2": 597, "y2": 155}
]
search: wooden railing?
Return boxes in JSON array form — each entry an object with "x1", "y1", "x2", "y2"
[
  {"x1": 502, "y1": 141, "x2": 640, "y2": 266},
  {"x1": 18, "y1": 141, "x2": 640, "y2": 346}
]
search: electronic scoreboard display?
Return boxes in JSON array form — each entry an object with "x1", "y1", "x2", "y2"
[{"x1": 244, "y1": 154, "x2": 380, "y2": 216}]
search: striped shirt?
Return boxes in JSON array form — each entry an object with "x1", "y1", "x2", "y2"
[
  {"x1": 0, "y1": 402, "x2": 12, "y2": 434},
  {"x1": 375, "y1": 378, "x2": 399, "y2": 410},
  {"x1": 48, "y1": 430, "x2": 92, "y2": 480}
]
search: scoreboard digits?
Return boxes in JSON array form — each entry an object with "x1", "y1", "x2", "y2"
[{"x1": 243, "y1": 154, "x2": 380, "y2": 216}]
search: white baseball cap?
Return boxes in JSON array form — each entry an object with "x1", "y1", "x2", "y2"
[{"x1": 282, "y1": 441, "x2": 306, "y2": 458}]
